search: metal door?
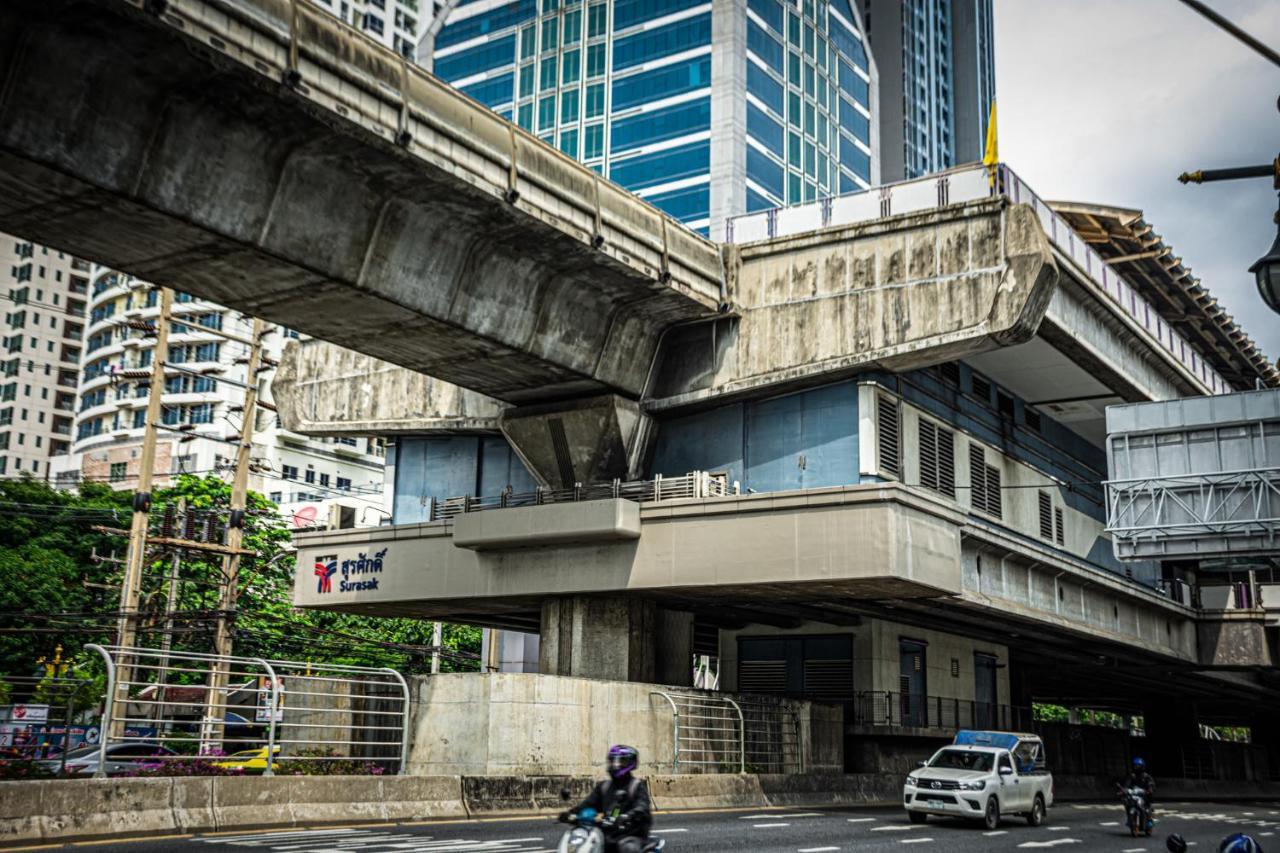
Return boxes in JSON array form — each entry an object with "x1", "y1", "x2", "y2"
[
  {"x1": 974, "y1": 653, "x2": 998, "y2": 729},
  {"x1": 899, "y1": 640, "x2": 927, "y2": 726}
]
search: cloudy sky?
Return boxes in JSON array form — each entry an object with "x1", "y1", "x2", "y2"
[{"x1": 994, "y1": 0, "x2": 1280, "y2": 364}]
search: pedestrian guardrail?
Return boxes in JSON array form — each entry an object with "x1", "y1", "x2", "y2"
[
  {"x1": 736, "y1": 696, "x2": 804, "y2": 774},
  {"x1": 430, "y1": 471, "x2": 733, "y2": 522},
  {"x1": 85, "y1": 644, "x2": 409, "y2": 777},
  {"x1": 650, "y1": 691, "x2": 745, "y2": 774},
  {"x1": 852, "y1": 690, "x2": 1032, "y2": 732}
]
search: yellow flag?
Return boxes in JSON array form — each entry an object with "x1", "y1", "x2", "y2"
[{"x1": 982, "y1": 99, "x2": 998, "y2": 187}]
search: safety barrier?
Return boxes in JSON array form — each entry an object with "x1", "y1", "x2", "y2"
[
  {"x1": 851, "y1": 690, "x2": 1032, "y2": 732},
  {"x1": 85, "y1": 645, "x2": 409, "y2": 777},
  {"x1": 649, "y1": 691, "x2": 744, "y2": 774}
]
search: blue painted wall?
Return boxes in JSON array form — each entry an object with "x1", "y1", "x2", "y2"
[{"x1": 392, "y1": 436, "x2": 537, "y2": 524}]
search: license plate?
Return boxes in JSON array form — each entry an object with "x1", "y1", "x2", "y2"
[{"x1": 926, "y1": 800, "x2": 946, "y2": 807}]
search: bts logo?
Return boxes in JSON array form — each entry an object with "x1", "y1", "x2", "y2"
[{"x1": 314, "y1": 556, "x2": 337, "y2": 594}]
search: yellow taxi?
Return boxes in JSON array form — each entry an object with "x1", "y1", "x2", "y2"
[{"x1": 212, "y1": 745, "x2": 280, "y2": 772}]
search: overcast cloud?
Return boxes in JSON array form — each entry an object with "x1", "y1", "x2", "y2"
[{"x1": 994, "y1": 0, "x2": 1280, "y2": 365}]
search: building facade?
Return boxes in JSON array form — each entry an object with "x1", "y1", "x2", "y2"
[
  {"x1": 50, "y1": 267, "x2": 387, "y2": 529},
  {"x1": 422, "y1": 0, "x2": 880, "y2": 237},
  {"x1": 0, "y1": 234, "x2": 89, "y2": 479},
  {"x1": 310, "y1": 0, "x2": 423, "y2": 59},
  {"x1": 857, "y1": 0, "x2": 994, "y2": 180}
]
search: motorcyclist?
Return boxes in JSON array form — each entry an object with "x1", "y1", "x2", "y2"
[
  {"x1": 1122, "y1": 757, "x2": 1156, "y2": 800},
  {"x1": 561, "y1": 745, "x2": 652, "y2": 853},
  {"x1": 1168, "y1": 833, "x2": 1265, "y2": 853}
]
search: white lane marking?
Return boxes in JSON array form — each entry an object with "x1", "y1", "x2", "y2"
[
  {"x1": 1016, "y1": 840, "x2": 1081, "y2": 849},
  {"x1": 753, "y1": 823, "x2": 792, "y2": 828},
  {"x1": 846, "y1": 818, "x2": 876, "y2": 823},
  {"x1": 659, "y1": 828, "x2": 688, "y2": 833},
  {"x1": 1099, "y1": 821, "x2": 1120, "y2": 826},
  {"x1": 871, "y1": 825, "x2": 926, "y2": 832},
  {"x1": 1262, "y1": 833, "x2": 1275, "y2": 837},
  {"x1": 899, "y1": 840, "x2": 933, "y2": 845},
  {"x1": 740, "y1": 813, "x2": 823, "y2": 820},
  {"x1": 1122, "y1": 848, "x2": 1146, "y2": 852},
  {"x1": 798, "y1": 847, "x2": 841, "y2": 851},
  {"x1": 983, "y1": 830, "x2": 1008, "y2": 837},
  {"x1": 1047, "y1": 825, "x2": 1070, "y2": 831}
]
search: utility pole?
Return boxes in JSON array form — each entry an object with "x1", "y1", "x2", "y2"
[
  {"x1": 201, "y1": 318, "x2": 267, "y2": 751},
  {"x1": 431, "y1": 622, "x2": 443, "y2": 674},
  {"x1": 111, "y1": 287, "x2": 174, "y2": 736}
]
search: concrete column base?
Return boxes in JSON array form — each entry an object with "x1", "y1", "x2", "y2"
[{"x1": 539, "y1": 597, "x2": 693, "y2": 684}]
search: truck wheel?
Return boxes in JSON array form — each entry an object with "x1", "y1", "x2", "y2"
[
  {"x1": 983, "y1": 797, "x2": 1000, "y2": 831},
  {"x1": 1026, "y1": 795, "x2": 1045, "y2": 827},
  {"x1": 908, "y1": 811, "x2": 927, "y2": 825}
]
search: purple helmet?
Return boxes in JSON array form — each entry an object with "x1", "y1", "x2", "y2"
[{"x1": 607, "y1": 744, "x2": 638, "y2": 779}]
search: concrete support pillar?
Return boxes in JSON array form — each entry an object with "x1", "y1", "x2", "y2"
[
  {"x1": 538, "y1": 597, "x2": 695, "y2": 684},
  {"x1": 499, "y1": 394, "x2": 654, "y2": 488},
  {"x1": 1141, "y1": 701, "x2": 1199, "y2": 777}
]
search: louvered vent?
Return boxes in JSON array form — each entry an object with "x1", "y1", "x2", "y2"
[
  {"x1": 971, "y1": 373, "x2": 992, "y2": 403},
  {"x1": 919, "y1": 419, "x2": 956, "y2": 498},
  {"x1": 969, "y1": 445, "x2": 1002, "y2": 519},
  {"x1": 1025, "y1": 407, "x2": 1042, "y2": 432},
  {"x1": 941, "y1": 361, "x2": 961, "y2": 386},
  {"x1": 1054, "y1": 507, "x2": 1065, "y2": 545},
  {"x1": 739, "y1": 660, "x2": 788, "y2": 695},
  {"x1": 803, "y1": 659, "x2": 853, "y2": 700},
  {"x1": 1038, "y1": 491, "x2": 1054, "y2": 540},
  {"x1": 877, "y1": 395, "x2": 901, "y2": 478}
]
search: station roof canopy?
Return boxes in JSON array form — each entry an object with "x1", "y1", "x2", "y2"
[{"x1": 1048, "y1": 201, "x2": 1279, "y2": 391}]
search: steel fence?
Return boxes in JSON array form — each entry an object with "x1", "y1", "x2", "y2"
[
  {"x1": 0, "y1": 675, "x2": 95, "y2": 775},
  {"x1": 852, "y1": 691, "x2": 1033, "y2": 732},
  {"x1": 430, "y1": 471, "x2": 732, "y2": 522},
  {"x1": 650, "y1": 691, "x2": 744, "y2": 774},
  {"x1": 736, "y1": 696, "x2": 803, "y2": 774},
  {"x1": 85, "y1": 644, "x2": 409, "y2": 777}
]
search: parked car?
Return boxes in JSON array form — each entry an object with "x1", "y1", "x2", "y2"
[
  {"x1": 212, "y1": 745, "x2": 280, "y2": 773},
  {"x1": 903, "y1": 730, "x2": 1053, "y2": 830},
  {"x1": 38, "y1": 741, "x2": 178, "y2": 776}
]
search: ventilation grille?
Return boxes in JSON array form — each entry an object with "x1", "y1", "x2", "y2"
[
  {"x1": 739, "y1": 660, "x2": 787, "y2": 695},
  {"x1": 940, "y1": 361, "x2": 961, "y2": 387},
  {"x1": 1025, "y1": 407, "x2": 1042, "y2": 432},
  {"x1": 1054, "y1": 507, "x2": 1065, "y2": 545},
  {"x1": 969, "y1": 445, "x2": 1002, "y2": 519},
  {"x1": 971, "y1": 373, "x2": 992, "y2": 403},
  {"x1": 918, "y1": 419, "x2": 956, "y2": 498},
  {"x1": 877, "y1": 395, "x2": 901, "y2": 478},
  {"x1": 1038, "y1": 491, "x2": 1054, "y2": 540},
  {"x1": 803, "y1": 659, "x2": 853, "y2": 700}
]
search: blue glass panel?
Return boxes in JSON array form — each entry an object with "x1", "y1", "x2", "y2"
[
  {"x1": 839, "y1": 100, "x2": 869, "y2": 143},
  {"x1": 614, "y1": 0, "x2": 705, "y2": 31},
  {"x1": 746, "y1": 61, "x2": 784, "y2": 116},
  {"x1": 839, "y1": 134, "x2": 870, "y2": 182},
  {"x1": 746, "y1": 187, "x2": 776, "y2": 212},
  {"x1": 828, "y1": 17, "x2": 866, "y2": 69},
  {"x1": 612, "y1": 56, "x2": 711, "y2": 111},
  {"x1": 435, "y1": 35, "x2": 516, "y2": 81},
  {"x1": 609, "y1": 140, "x2": 710, "y2": 190},
  {"x1": 747, "y1": 0, "x2": 783, "y2": 34},
  {"x1": 747, "y1": 19, "x2": 783, "y2": 71},
  {"x1": 746, "y1": 145, "x2": 783, "y2": 198},
  {"x1": 839, "y1": 59, "x2": 869, "y2": 105},
  {"x1": 838, "y1": 171, "x2": 857, "y2": 194},
  {"x1": 613, "y1": 14, "x2": 711, "y2": 71},
  {"x1": 644, "y1": 183, "x2": 709, "y2": 221},
  {"x1": 610, "y1": 97, "x2": 709, "y2": 152},
  {"x1": 460, "y1": 73, "x2": 514, "y2": 107},
  {"x1": 436, "y1": 0, "x2": 536, "y2": 49},
  {"x1": 747, "y1": 102, "x2": 783, "y2": 156}
]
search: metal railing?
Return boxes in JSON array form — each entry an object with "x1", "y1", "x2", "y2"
[
  {"x1": 429, "y1": 471, "x2": 733, "y2": 522},
  {"x1": 0, "y1": 675, "x2": 94, "y2": 775},
  {"x1": 737, "y1": 697, "x2": 803, "y2": 774},
  {"x1": 86, "y1": 645, "x2": 410, "y2": 777},
  {"x1": 650, "y1": 691, "x2": 744, "y2": 774},
  {"x1": 851, "y1": 691, "x2": 1033, "y2": 732}
]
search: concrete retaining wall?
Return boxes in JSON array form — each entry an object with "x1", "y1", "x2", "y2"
[{"x1": 5, "y1": 773, "x2": 1280, "y2": 847}]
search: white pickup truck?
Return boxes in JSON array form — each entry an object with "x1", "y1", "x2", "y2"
[{"x1": 903, "y1": 730, "x2": 1053, "y2": 830}]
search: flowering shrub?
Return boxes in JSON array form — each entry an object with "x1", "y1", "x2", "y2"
[
  {"x1": 124, "y1": 756, "x2": 243, "y2": 777},
  {"x1": 274, "y1": 749, "x2": 388, "y2": 776},
  {"x1": 0, "y1": 760, "x2": 55, "y2": 781}
]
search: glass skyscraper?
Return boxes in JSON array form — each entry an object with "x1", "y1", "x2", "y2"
[
  {"x1": 856, "y1": 0, "x2": 993, "y2": 181},
  {"x1": 425, "y1": 0, "x2": 879, "y2": 237}
]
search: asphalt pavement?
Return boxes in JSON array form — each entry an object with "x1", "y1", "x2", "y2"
[{"x1": 11, "y1": 801, "x2": 1280, "y2": 853}]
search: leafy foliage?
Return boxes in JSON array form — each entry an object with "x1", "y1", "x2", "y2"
[{"x1": 0, "y1": 475, "x2": 481, "y2": 681}]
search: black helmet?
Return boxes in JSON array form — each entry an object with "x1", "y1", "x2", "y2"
[{"x1": 607, "y1": 744, "x2": 638, "y2": 779}]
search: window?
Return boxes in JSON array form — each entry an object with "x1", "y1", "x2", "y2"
[
  {"x1": 305, "y1": 468, "x2": 316, "y2": 484},
  {"x1": 560, "y1": 88, "x2": 579, "y2": 123},
  {"x1": 996, "y1": 390, "x2": 1015, "y2": 420},
  {"x1": 969, "y1": 445, "x2": 1002, "y2": 519},
  {"x1": 746, "y1": 146, "x2": 783, "y2": 198},
  {"x1": 336, "y1": 477, "x2": 352, "y2": 491},
  {"x1": 587, "y1": 3, "x2": 607, "y2": 37},
  {"x1": 612, "y1": 56, "x2": 709, "y2": 110},
  {"x1": 587, "y1": 42, "x2": 606, "y2": 77},
  {"x1": 939, "y1": 361, "x2": 960, "y2": 387},
  {"x1": 612, "y1": 14, "x2": 709, "y2": 72},
  {"x1": 609, "y1": 139, "x2": 708, "y2": 190},
  {"x1": 540, "y1": 17, "x2": 558, "y2": 50},
  {"x1": 282, "y1": 465, "x2": 298, "y2": 480},
  {"x1": 562, "y1": 50, "x2": 581, "y2": 84},
  {"x1": 918, "y1": 419, "x2": 955, "y2": 498},
  {"x1": 877, "y1": 394, "x2": 900, "y2": 479},
  {"x1": 109, "y1": 462, "x2": 127, "y2": 483},
  {"x1": 319, "y1": 473, "x2": 331, "y2": 487},
  {"x1": 539, "y1": 56, "x2": 558, "y2": 90},
  {"x1": 970, "y1": 372, "x2": 992, "y2": 403},
  {"x1": 611, "y1": 98, "x2": 709, "y2": 152},
  {"x1": 563, "y1": 9, "x2": 581, "y2": 44},
  {"x1": 538, "y1": 94, "x2": 557, "y2": 130},
  {"x1": 585, "y1": 83, "x2": 605, "y2": 117},
  {"x1": 746, "y1": 20, "x2": 783, "y2": 71},
  {"x1": 270, "y1": 492, "x2": 282, "y2": 503}
]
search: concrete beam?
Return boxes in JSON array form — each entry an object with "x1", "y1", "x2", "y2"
[
  {"x1": 499, "y1": 395, "x2": 655, "y2": 488},
  {"x1": 0, "y1": 0, "x2": 722, "y2": 405}
]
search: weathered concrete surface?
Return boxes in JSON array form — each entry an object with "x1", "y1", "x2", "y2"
[
  {"x1": 0, "y1": 0, "x2": 721, "y2": 405},
  {"x1": 273, "y1": 340, "x2": 501, "y2": 435},
  {"x1": 648, "y1": 199, "x2": 1058, "y2": 409},
  {"x1": 500, "y1": 395, "x2": 656, "y2": 488},
  {"x1": 1196, "y1": 611, "x2": 1274, "y2": 668},
  {"x1": 453, "y1": 500, "x2": 641, "y2": 551}
]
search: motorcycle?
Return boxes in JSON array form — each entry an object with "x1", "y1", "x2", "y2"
[
  {"x1": 556, "y1": 789, "x2": 666, "y2": 853},
  {"x1": 1119, "y1": 785, "x2": 1154, "y2": 837}
]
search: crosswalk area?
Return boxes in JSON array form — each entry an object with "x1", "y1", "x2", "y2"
[{"x1": 194, "y1": 828, "x2": 556, "y2": 853}]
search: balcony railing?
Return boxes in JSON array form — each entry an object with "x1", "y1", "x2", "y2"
[
  {"x1": 429, "y1": 471, "x2": 732, "y2": 522},
  {"x1": 851, "y1": 691, "x2": 1033, "y2": 732}
]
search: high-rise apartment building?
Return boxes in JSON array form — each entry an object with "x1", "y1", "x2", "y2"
[
  {"x1": 0, "y1": 234, "x2": 89, "y2": 478},
  {"x1": 50, "y1": 267, "x2": 387, "y2": 529},
  {"x1": 420, "y1": 0, "x2": 879, "y2": 238},
  {"x1": 310, "y1": 0, "x2": 423, "y2": 58},
  {"x1": 857, "y1": 0, "x2": 993, "y2": 181}
]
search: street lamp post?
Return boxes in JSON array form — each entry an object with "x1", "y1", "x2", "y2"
[{"x1": 1178, "y1": 154, "x2": 1280, "y2": 317}]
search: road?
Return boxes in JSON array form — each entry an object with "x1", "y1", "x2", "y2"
[{"x1": 14, "y1": 802, "x2": 1280, "y2": 853}]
